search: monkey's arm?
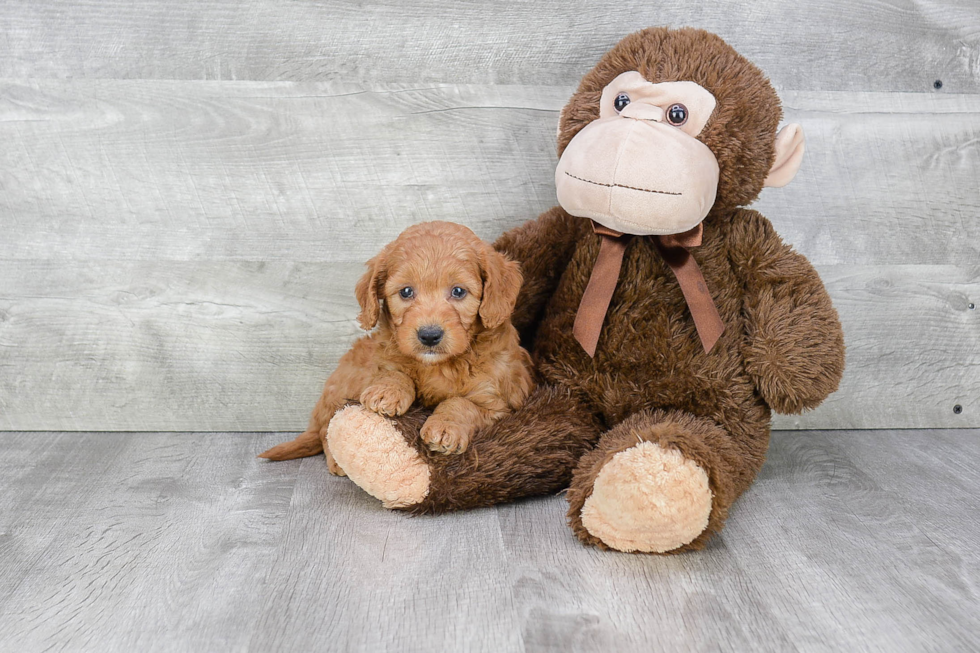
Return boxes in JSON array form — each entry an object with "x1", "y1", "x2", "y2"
[
  {"x1": 728, "y1": 210, "x2": 845, "y2": 414},
  {"x1": 493, "y1": 207, "x2": 584, "y2": 339}
]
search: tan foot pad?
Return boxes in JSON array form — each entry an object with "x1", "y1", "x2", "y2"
[
  {"x1": 327, "y1": 405, "x2": 430, "y2": 509},
  {"x1": 581, "y1": 441, "x2": 712, "y2": 553}
]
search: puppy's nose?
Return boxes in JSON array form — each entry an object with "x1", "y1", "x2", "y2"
[{"x1": 417, "y1": 325, "x2": 444, "y2": 347}]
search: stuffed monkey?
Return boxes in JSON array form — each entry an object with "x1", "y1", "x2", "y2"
[{"x1": 317, "y1": 27, "x2": 845, "y2": 553}]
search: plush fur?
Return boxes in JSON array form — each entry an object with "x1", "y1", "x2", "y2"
[
  {"x1": 305, "y1": 27, "x2": 846, "y2": 554},
  {"x1": 327, "y1": 405, "x2": 431, "y2": 508},
  {"x1": 578, "y1": 438, "x2": 712, "y2": 553},
  {"x1": 259, "y1": 221, "x2": 534, "y2": 465},
  {"x1": 334, "y1": 385, "x2": 604, "y2": 514}
]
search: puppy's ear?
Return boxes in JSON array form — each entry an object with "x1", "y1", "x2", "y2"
[
  {"x1": 478, "y1": 244, "x2": 523, "y2": 329},
  {"x1": 355, "y1": 250, "x2": 387, "y2": 330}
]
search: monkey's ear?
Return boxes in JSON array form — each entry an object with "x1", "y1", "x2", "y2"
[
  {"x1": 478, "y1": 245, "x2": 523, "y2": 330},
  {"x1": 764, "y1": 123, "x2": 806, "y2": 188},
  {"x1": 355, "y1": 251, "x2": 387, "y2": 330}
]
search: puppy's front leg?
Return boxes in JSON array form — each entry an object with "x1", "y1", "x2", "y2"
[
  {"x1": 360, "y1": 369, "x2": 416, "y2": 417},
  {"x1": 422, "y1": 397, "x2": 496, "y2": 454}
]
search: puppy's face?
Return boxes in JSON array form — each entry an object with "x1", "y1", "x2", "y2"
[
  {"x1": 355, "y1": 222, "x2": 523, "y2": 365},
  {"x1": 384, "y1": 248, "x2": 483, "y2": 364}
]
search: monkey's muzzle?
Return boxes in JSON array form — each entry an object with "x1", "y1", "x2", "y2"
[{"x1": 555, "y1": 116, "x2": 719, "y2": 237}]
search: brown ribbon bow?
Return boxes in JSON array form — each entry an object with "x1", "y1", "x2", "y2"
[{"x1": 572, "y1": 221, "x2": 725, "y2": 357}]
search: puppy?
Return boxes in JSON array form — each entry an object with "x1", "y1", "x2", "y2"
[{"x1": 259, "y1": 221, "x2": 534, "y2": 474}]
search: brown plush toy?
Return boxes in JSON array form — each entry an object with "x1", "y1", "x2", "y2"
[{"x1": 323, "y1": 27, "x2": 845, "y2": 553}]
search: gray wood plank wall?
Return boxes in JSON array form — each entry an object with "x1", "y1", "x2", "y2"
[{"x1": 1, "y1": 1, "x2": 978, "y2": 431}]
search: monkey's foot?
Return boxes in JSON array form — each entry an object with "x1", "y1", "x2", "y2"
[
  {"x1": 326, "y1": 405, "x2": 430, "y2": 509},
  {"x1": 570, "y1": 436, "x2": 712, "y2": 554}
]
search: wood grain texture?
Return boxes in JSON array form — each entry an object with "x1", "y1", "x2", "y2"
[
  {"x1": 831, "y1": 429, "x2": 980, "y2": 595},
  {"x1": 0, "y1": 260, "x2": 976, "y2": 431},
  {"x1": 2, "y1": 47, "x2": 978, "y2": 432},
  {"x1": 2, "y1": 82, "x2": 978, "y2": 265},
  {"x1": 756, "y1": 91, "x2": 980, "y2": 266},
  {"x1": 0, "y1": 85, "x2": 977, "y2": 430},
  {"x1": 724, "y1": 429, "x2": 980, "y2": 652},
  {"x1": 0, "y1": 432, "x2": 300, "y2": 650},
  {"x1": 771, "y1": 264, "x2": 979, "y2": 430},
  {"x1": 0, "y1": 432, "x2": 131, "y2": 610},
  {"x1": 497, "y1": 501, "x2": 800, "y2": 652},
  {"x1": 0, "y1": 260, "x2": 364, "y2": 432},
  {"x1": 1, "y1": 429, "x2": 979, "y2": 651},
  {"x1": 1, "y1": 0, "x2": 979, "y2": 93},
  {"x1": 0, "y1": 81, "x2": 565, "y2": 262},
  {"x1": 248, "y1": 459, "x2": 523, "y2": 652}
]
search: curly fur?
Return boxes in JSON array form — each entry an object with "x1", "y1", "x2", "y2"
[{"x1": 259, "y1": 221, "x2": 534, "y2": 464}]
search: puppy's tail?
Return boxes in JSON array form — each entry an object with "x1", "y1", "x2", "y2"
[{"x1": 258, "y1": 430, "x2": 324, "y2": 461}]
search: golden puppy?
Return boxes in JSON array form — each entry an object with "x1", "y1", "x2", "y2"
[{"x1": 259, "y1": 221, "x2": 534, "y2": 474}]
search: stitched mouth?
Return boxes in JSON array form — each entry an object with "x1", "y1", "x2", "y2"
[{"x1": 564, "y1": 172, "x2": 682, "y2": 196}]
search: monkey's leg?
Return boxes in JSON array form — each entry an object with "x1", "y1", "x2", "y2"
[
  {"x1": 326, "y1": 386, "x2": 602, "y2": 511},
  {"x1": 566, "y1": 409, "x2": 768, "y2": 554}
]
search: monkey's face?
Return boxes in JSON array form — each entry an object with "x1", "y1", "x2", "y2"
[{"x1": 555, "y1": 71, "x2": 721, "y2": 236}]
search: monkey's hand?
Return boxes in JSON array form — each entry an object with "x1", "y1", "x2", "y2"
[{"x1": 730, "y1": 210, "x2": 845, "y2": 414}]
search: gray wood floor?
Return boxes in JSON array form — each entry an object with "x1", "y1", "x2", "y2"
[{"x1": 1, "y1": 430, "x2": 978, "y2": 652}]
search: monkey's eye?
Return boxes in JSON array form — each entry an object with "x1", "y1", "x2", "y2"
[
  {"x1": 450, "y1": 286, "x2": 467, "y2": 299},
  {"x1": 613, "y1": 93, "x2": 631, "y2": 112},
  {"x1": 399, "y1": 287, "x2": 415, "y2": 299},
  {"x1": 666, "y1": 103, "x2": 688, "y2": 126}
]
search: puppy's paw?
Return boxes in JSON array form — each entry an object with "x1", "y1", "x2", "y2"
[
  {"x1": 360, "y1": 383, "x2": 414, "y2": 417},
  {"x1": 421, "y1": 415, "x2": 473, "y2": 455},
  {"x1": 325, "y1": 447, "x2": 346, "y2": 477}
]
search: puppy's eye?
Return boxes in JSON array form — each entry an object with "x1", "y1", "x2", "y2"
[
  {"x1": 666, "y1": 103, "x2": 688, "y2": 126},
  {"x1": 614, "y1": 93, "x2": 630, "y2": 113},
  {"x1": 450, "y1": 286, "x2": 467, "y2": 299},
  {"x1": 399, "y1": 287, "x2": 414, "y2": 300}
]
